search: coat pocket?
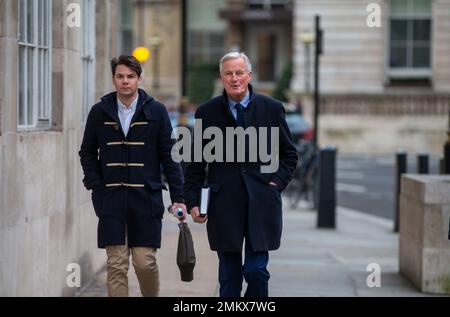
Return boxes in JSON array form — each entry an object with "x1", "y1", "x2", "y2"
[
  {"x1": 146, "y1": 180, "x2": 167, "y2": 218},
  {"x1": 268, "y1": 182, "x2": 282, "y2": 193},
  {"x1": 267, "y1": 182, "x2": 282, "y2": 206}
]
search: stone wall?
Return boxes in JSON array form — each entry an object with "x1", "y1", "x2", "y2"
[
  {"x1": 399, "y1": 175, "x2": 450, "y2": 294},
  {"x1": 318, "y1": 114, "x2": 447, "y2": 155},
  {"x1": 296, "y1": 94, "x2": 449, "y2": 155},
  {"x1": 0, "y1": 0, "x2": 118, "y2": 296}
]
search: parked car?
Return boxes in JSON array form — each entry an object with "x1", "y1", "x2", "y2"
[
  {"x1": 169, "y1": 111, "x2": 195, "y2": 131},
  {"x1": 285, "y1": 111, "x2": 313, "y2": 143}
]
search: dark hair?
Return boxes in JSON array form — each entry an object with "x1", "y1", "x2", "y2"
[{"x1": 111, "y1": 55, "x2": 142, "y2": 77}]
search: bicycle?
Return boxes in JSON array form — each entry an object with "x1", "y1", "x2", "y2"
[{"x1": 284, "y1": 140, "x2": 320, "y2": 209}]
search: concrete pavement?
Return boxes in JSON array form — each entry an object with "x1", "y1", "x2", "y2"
[
  {"x1": 78, "y1": 193, "x2": 439, "y2": 297},
  {"x1": 270, "y1": 202, "x2": 429, "y2": 296}
]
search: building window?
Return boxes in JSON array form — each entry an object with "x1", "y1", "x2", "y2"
[
  {"x1": 389, "y1": 0, "x2": 431, "y2": 78},
  {"x1": 118, "y1": 0, "x2": 134, "y2": 55},
  {"x1": 248, "y1": 0, "x2": 289, "y2": 10},
  {"x1": 257, "y1": 33, "x2": 276, "y2": 81},
  {"x1": 18, "y1": 0, "x2": 52, "y2": 129},
  {"x1": 82, "y1": 0, "x2": 96, "y2": 122},
  {"x1": 188, "y1": 31, "x2": 225, "y2": 65}
]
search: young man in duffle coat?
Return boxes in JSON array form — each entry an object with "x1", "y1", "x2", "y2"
[{"x1": 79, "y1": 55, "x2": 186, "y2": 297}]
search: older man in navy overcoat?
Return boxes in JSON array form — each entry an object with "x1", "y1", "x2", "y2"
[
  {"x1": 184, "y1": 52, "x2": 298, "y2": 297},
  {"x1": 79, "y1": 55, "x2": 186, "y2": 297}
]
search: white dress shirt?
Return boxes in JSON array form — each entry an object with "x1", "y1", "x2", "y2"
[{"x1": 117, "y1": 95, "x2": 138, "y2": 137}]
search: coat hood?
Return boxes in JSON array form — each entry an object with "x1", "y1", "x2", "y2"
[{"x1": 99, "y1": 88, "x2": 154, "y2": 122}]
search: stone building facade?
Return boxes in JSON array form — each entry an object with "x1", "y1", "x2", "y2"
[
  {"x1": 291, "y1": 0, "x2": 450, "y2": 154},
  {"x1": 0, "y1": 0, "x2": 118, "y2": 296}
]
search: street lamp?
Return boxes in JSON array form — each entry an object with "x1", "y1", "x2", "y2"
[
  {"x1": 300, "y1": 32, "x2": 313, "y2": 93},
  {"x1": 313, "y1": 15, "x2": 323, "y2": 148},
  {"x1": 149, "y1": 34, "x2": 162, "y2": 90},
  {"x1": 132, "y1": 46, "x2": 150, "y2": 63}
]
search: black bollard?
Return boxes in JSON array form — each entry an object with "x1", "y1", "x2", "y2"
[
  {"x1": 416, "y1": 153, "x2": 429, "y2": 174},
  {"x1": 394, "y1": 150, "x2": 407, "y2": 233},
  {"x1": 445, "y1": 142, "x2": 450, "y2": 174},
  {"x1": 317, "y1": 147, "x2": 336, "y2": 229}
]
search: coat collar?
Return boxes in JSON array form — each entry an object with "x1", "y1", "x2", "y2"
[
  {"x1": 100, "y1": 88, "x2": 154, "y2": 123},
  {"x1": 221, "y1": 84, "x2": 256, "y2": 125},
  {"x1": 133, "y1": 89, "x2": 154, "y2": 121}
]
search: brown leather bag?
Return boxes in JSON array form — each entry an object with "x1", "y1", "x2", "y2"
[{"x1": 177, "y1": 222, "x2": 196, "y2": 282}]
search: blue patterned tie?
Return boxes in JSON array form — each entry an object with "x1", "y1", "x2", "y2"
[{"x1": 235, "y1": 103, "x2": 245, "y2": 128}]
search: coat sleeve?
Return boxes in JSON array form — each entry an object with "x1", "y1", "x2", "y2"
[
  {"x1": 183, "y1": 109, "x2": 207, "y2": 212},
  {"x1": 79, "y1": 107, "x2": 103, "y2": 190},
  {"x1": 270, "y1": 105, "x2": 299, "y2": 191},
  {"x1": 158, "y1": 105, "x2": 185, "y2": 203}
]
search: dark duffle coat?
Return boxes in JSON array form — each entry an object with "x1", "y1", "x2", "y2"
[
  {"x1": 184, "y1": 85, "x2": 298, "y2": 252},
  {"x1": 79, "y1": 89, "x2": 184, "y2": 249}
]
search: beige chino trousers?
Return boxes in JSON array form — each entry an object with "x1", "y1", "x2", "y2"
[{"x1": 105, "y1": 245, "x2": 159, "y2": 297}]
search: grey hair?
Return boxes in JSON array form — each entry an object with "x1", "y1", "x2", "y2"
[{"x1": 219, "y1": 52, "x2": 252, "y2": 74}]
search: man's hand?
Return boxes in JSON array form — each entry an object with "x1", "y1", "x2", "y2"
[
  {"x1": 170, "y1": 202, "x2": 187, "y2": 221},
  {"x1": 189, "y1": 206, "x2": 207, "y2": 223}
]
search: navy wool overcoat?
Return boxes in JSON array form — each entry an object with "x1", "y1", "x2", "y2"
[
  {"x1": 79, "y1": 89, "x2": 184, "y2": 248},
  {"x1": 184, "y1": 85, "x2": 298, "y2": 252}
]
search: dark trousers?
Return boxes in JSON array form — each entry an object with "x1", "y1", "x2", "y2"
[{"x1": 217, "y1": 239, "x2": 270, "y2": 297}]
